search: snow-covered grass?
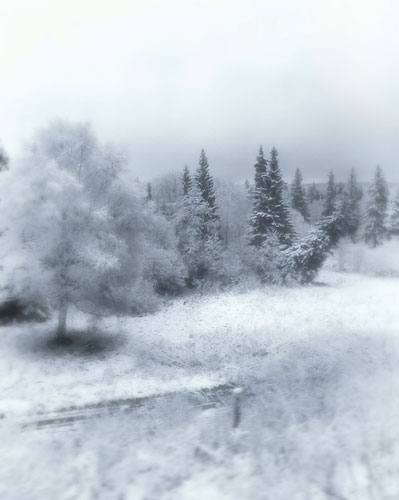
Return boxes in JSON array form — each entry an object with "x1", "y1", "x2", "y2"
[
  {"x1": 0, "y1": 269, "x2": 398, "y2": 498},
  {"x1": 0, "y1": 270, "x2": 398, "y2": 416}
]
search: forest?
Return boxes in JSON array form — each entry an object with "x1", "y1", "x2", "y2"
[
  {"x1": 0, "y1": 121, "x2": 397, "y2": 337},
  {"x1": 0, "y1": 122, "x2": 398, "y2": 500}
]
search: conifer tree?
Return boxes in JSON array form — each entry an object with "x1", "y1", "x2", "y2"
[
  {"x1": 340, "y1": 168, "x2": 362, "y2": 240},
  {"x1": 181, "y1": 165, "x2": 192, "y2": 196},
  {"x1": 176, "y1": 153, "x2": 220, "y2": 271},
  {"x1": 389, "y1": 189, "x2": 399, "y2": 237},
  {"x1": 250, "y1": 146, "x2": 271, "y2": 246},
  {"x1": 322, "y1": 171, "x2": 337, "y2": 217},
  {"x1": 291, "y1": 168, "x2": 310, "y2": 222},
  {"x1": 364, "y1": 166, "x2": 389, "y2": 247},
  {"x1": 268, "y1": 147, "x2": 294, "y2": 245},
  {"x1": 176, "y1": 149, "x2": 220, "y2": 281},
  {"x1": 195, "y1": 149, "x2": 216, "y2": 212},
  {"x1": 194, "y1": 150, "x2": 220, "y2": 240}
]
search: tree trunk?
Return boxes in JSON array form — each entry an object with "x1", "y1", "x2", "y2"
[{"x1": 56, "y1": 302, "x2": 68, "y2": 340}]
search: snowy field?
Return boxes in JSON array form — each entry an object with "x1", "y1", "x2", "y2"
[{"x1": 1, "y1": 269, "x2": 398, "y2": 499}]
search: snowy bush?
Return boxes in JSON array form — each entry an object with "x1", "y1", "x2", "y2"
[
  {"x1": 140, "y1": 207, "x2": 187, "y2": 295},
  {"x1": 242, "y1": 233, "x2": 286, "y2": 285},
  {"x1": 280, "y1": 214, "x2": 345, "y2": 284},
  {"x1": 145, "y1": 247, "x2": 187, "y2": 295},
  {"x1": 280, "y1": 226, "x2": 331, "y2": 284}
]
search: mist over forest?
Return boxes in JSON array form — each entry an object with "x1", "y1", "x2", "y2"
[{"x1": 1, "y1": 1, "x2": 398, "y2": 499}]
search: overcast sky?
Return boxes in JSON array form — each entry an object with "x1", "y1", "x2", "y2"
[{"x1": 1, "y1": 0, "x2": 398, "y2": 182}]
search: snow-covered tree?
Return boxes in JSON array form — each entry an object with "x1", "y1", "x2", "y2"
[
  {"x1": 389, "y1": 189, "x2": 399, "y2": 237},
  {"x1": 250, "y1": 146, "x2": 271, "y2": 247},
  {"x1": 0, "y1": 121, "x2": 162, "y2": 340},
  {"x1": 267, "y1": 147, "x2": 294, "y2": 245},
  {"x1": 281, "y1": 214, "x2": 345, "y2": 284},
  {"x1": 364, "y1": 166, "x2": 389, "y2": 247},
  {"x1": 339, "y1": 169, "x2": 362, "y2": 240},
  {"x1": 173, "y1": 154, "x2": 222, "y2": 285},
  {"x1": 194, "y1": 149, "x2": 220, "y2": 238},
  {"x1": 322, "y1": 171, "x2": 337, "y2": 217},
  {"x1": 290, "y1": 168, "x2": 310, "y2": 222},
  {"x1": 174, "y1": 188, "x2": 220, "y2": 285},
  {"x1": 195, "y1": 149, "x2": 217, "y2": 212}
]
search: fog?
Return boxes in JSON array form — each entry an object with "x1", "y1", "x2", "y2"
[
  {"x1": 1, "y1": 5, "x2": 399, "y2": 498},
  {"x1": 1, "y1": 0, "x2": 398, "y2": 181}
]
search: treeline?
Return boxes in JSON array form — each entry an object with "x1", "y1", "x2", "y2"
[
  {"x1": 149, "y1": 148, "x2": 398, "y2": 251},
  {"x1": 148, "y1": 147, "x2": 398, "y2": 283},
  {"x1": 0, "y1": 122, "x2": 398, "y2": 338}
]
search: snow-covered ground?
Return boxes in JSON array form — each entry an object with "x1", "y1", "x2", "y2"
[
  {"x1": 0, "y1": 269, "x2": 398, "y2": 499},
  {"x1": 0, "y1": 270, "x2": 397, "y2": 416}
]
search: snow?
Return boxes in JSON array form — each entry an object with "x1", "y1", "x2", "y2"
[
  {"x1": 0, "y1": 270, "x2": 398, "y2": 416},
  {"x1": 0, "y1": 269, "x2": 398, "y2": 499}
]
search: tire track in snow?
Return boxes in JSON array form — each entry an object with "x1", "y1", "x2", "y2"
[{"x1": 16, "y1": 383, "x2": 238, "y2": 432}]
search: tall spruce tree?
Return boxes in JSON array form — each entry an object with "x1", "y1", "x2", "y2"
[
  {"x1": 389, "y1": 189, "x2": 399, "y2": 237},
  {"x1": 195, "y1": 149, "x2": 216, "y2": 212},
  {"x1": 342, "y1": 168, "x2": 362, "y2": 240},
  {"x1": 364, "y1": 166, "x2": 389, "y2": 247},
  {"x1": 322, "y1": 171, "x2": 337, "y2": 217},
  {"x1": 181, "y1": 165, "x2": 192, "y2": 196},
  {"x1": 291, "y1": 168, "x2": 310, "y2": 222},
  {"x1": 250, "y1": 146, "x2": 271, "y2": 246},
  {"x1": 268, "y1": 147, "x2": 294, "y2": 245},
  {"x1": 175, "y1": 160, "x2": 220, "y2": 285},
  {"x1": 194, "y1": 150, "x2": 220, "y2": 258}
]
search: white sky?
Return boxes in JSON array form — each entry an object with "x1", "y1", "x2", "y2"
[{"x1": 1, "y1": 0, "x2": 398, "y2": 182}]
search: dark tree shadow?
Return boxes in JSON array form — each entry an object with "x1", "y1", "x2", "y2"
[{"x1": 21, "y1": 328, "x2": 127, "y2": 360}]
